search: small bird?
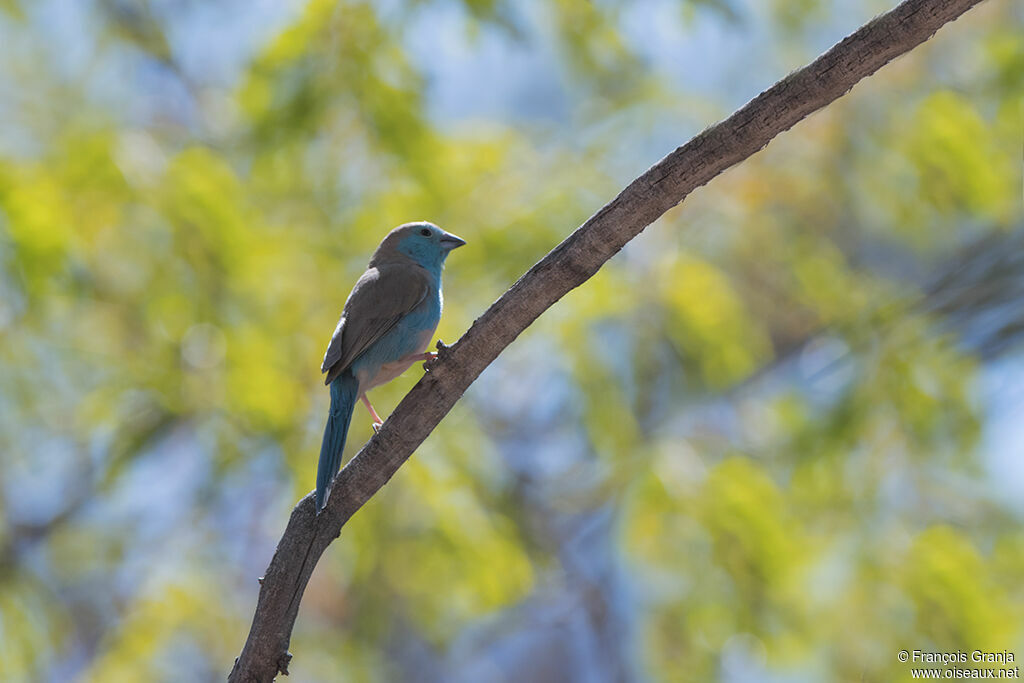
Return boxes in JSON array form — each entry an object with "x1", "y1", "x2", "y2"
[{"x1": 316, "y1": 221, "x2": 466, "y2": 512}]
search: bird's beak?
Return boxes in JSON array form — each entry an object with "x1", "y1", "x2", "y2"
[{"x1": 439, "y1": 232, "x2": 467, "y2": 250}]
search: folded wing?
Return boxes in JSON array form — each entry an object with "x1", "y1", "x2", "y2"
[{"x1": 321, "y1": 265, "x2": 429, "y2": 385}]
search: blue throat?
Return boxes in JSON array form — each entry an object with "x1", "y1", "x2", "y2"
[{"x1": 396, "y1": 243, "x2": 448, "y2": 279}]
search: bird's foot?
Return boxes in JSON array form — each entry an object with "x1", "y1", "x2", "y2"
[
  {"x1": 361, "y1": 394, "x2": 385, "y2": 428},
  {"x1": 424, "y1": 340, "x2": 451, "y2": 371},
  {"x1": 371, "y1": 421, "x2": 383, "y2": 433}
]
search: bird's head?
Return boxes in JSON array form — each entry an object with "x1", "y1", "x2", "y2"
[{"x1": 375, "y1": 221, "x2": 466, "y2": 269}]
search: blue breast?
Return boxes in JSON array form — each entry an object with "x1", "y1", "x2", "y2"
[{"x1": 351, "y1": 279, "x2": 442, "y2": 376}]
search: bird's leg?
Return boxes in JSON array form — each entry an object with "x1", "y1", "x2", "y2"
[
  {"x1": 400, "y1": 351, "x2": 437, "y2": 363},
  {"x1": 401, "y1": 341, "x2": 449, "y2": 368},
  {"x1": 424, "y1": 339, "x2": 450, "y2": 371},
  {"x1": 360, "y1": 393, "x2": 385, "y2": 432}
]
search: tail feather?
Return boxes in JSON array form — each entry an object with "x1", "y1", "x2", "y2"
[{"x1": 316, "y1": 369, "x2": 358, "y2": 512}]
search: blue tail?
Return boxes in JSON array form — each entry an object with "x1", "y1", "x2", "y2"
[{"x1": 316, "y1": 370, "x2": 358, "y2": 513}]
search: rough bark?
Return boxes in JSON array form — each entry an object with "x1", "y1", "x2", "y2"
[{"x1": 228, "y1": 0, "x2": 988, "y2": 679}]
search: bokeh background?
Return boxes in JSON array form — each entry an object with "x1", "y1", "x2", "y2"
[{"x1": 0, "y1": 0, "x2": 1021, "y2": 681}]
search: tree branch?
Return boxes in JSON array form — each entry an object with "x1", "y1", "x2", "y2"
[{"x1": 229, "y1": 0, "x2": 987, "y2": 679}]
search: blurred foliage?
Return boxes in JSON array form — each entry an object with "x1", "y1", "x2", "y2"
[{"x1": 0, "y1": 0, "x2": 1021, "y2": 681}]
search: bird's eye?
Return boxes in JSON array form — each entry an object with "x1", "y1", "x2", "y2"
[{"x1": 420, "y1": 228, "x2": 432, "y2": 237}]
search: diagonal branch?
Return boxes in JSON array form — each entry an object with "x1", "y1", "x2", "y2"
[{"x1": 229, "y1": 0, "x2": 987, "y2": 679}]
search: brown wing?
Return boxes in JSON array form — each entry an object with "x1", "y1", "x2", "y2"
[{"x1": 321, "y1": 265, "x2": 429, "y2": 384}]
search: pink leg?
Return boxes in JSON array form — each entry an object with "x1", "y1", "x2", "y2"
[
  {"x1": 360, "y1": 393, "x2": 384, "y2": 432},
  {"x1": 399, "y1": 351, "x2": 437, "y2": 363}
]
